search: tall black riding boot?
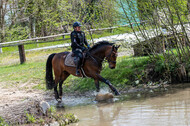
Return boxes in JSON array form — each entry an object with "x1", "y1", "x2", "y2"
[
  {"x1": 74, "y1": 57, "x2": 81, "y2": 76},
  {"x1": 76, "y1": 67, "x2": 80, "y2": 76}
]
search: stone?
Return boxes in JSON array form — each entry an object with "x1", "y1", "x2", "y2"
[
  {"x1": 39, "y1": 101, "x2": 50, "y2": 115},
  {"x1": 95, "y1": 93, "x2": 114, "y2": 101},
  {"x1": 49, "y1": 121, "x2": 59, "y2": 126}
]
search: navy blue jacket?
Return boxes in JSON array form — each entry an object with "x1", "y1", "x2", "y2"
[{"x1": 70, "y1": 31, "x2": 88, "y2": 52}]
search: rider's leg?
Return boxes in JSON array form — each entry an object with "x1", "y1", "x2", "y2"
[
  {"x1": 74, "y1": 51, "x2": 83, "y2": 76},
  {"x1": 74, "y1": 56, "x2": 81, "y2": 75}
]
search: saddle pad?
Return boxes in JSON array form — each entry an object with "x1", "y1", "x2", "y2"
[{"x1": 64, "y1": 52, "x2": 76, "y2": 67}]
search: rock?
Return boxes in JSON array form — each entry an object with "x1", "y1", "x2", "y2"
[
  {"x1": 95, "y1": 93, "x2": 114, "y2": 101},
  {"x1": 49, "y1": 121, "x2": 59, "y2": 126},
  {"x1": 137, "y1": 94, "x2": 141, "y2": 97},
  {"x1": 39, "y1": 101, "x2": 50, "y2": 115},
  {"x1": 65, "y1": 119, "x2": 69, "y2": 125}
]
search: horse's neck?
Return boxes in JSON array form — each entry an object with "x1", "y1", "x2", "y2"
[
  {"x1": 89, "y1": 48, "x2": 107, "y2": 66},
  {"x1": 91, "y1": 48, "x2": 106, "y2": 60}
]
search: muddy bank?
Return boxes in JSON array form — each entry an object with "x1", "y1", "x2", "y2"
[{"x1": 0, "y1": 86, "x2": 53, "y2": 125}]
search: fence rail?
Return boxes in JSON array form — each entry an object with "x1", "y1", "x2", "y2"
[
  {"x1": 0, "y1": 21, "x2": 144, "y2": 47},
  {"x1": 0, "y1": 21, "x2": 144, "y2": 64}
]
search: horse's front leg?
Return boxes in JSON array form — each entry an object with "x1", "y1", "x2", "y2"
[
  {"x1": 59, "y1": 80, "x2": 63, "y2": 101},
  {"x1": 54, "y1": 78, "x2": 61, "y2": 102},
  {"x1": 96, "y1": 74, "x2": 120, "y2": 95}
]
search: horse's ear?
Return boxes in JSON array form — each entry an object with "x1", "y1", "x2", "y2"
[
  {"x1": 112, "y1": 45, "x2": 115, "y2": 51},
  {"x1": 115, "y1": 45, "x2": 120, "y2": 51}
]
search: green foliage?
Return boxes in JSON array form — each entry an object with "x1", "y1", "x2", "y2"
[
  {"x1": 63, "y1": 113, "x2": 79, "y2": 123},
  {"x1": 154, "y1": 56, "x2": 166, "y2": 73},
  {"x1": 137, "y1": 0, "x2": 188, "y2": 23},
  {"x1": 48, "y1": 106, "x2": 56, "y2": 114},
  {"x1": 25, "y1": 112, "x2": 36, "y2": 123},
  {"x1": 3, "y1": 0, "x2": 120, "y2": 42},
  {"x1": 38, "y1": 118, "x2": 45, "y2": 125},
  {"x1": 0, "y1": 116, "x2": 8, "y2": 126},
  {"x1": 52, "y1": 113, "x2": 79, "y2": 125},
  {"x1": 5, "y1": 25, "x2": 29, "y2": 42}
]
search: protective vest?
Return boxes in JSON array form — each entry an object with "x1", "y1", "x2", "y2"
[{"x1": 70, "y1": 31, "x2": 88, "y2": 52}]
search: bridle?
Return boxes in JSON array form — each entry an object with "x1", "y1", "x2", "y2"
[{"x1": 105, "y1": 50, "x2": 117, "y2": 64}]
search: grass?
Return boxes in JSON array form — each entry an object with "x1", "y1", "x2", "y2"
[
  {"x1": 0, "y1": 116, "x2": 8, "y2": 126},
  {"x1": 0, "y1": 47, "x2": 69, "y2": 89},
  {"x1": 0, "y1": 61, "x2": 46, "y2": 89},
  {"x1": 25, "y1": 112, "x2": 36, "y2": 123}
]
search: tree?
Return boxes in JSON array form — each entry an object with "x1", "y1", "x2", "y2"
[
  {"x1": 0, "y1": 0, "x2": 8, "y2": 42},
  {"x1": 119, "y1": 0, "x2": 190, "y2": 83},
  {"x1": 1, "y1": 0, "x2": 120, "y2": 41}
]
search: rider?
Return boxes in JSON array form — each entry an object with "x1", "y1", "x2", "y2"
[{"x1": 70, "y1": 21, "x2": 90, "y2": 75}]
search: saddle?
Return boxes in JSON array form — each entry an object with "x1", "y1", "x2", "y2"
[{"x1": 64, "y1": 52, "x2": 86, "y2": 67}]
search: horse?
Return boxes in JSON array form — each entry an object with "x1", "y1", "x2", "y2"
[{"x1": 45, "y1": 41, "x2": 120, "y2": 102}]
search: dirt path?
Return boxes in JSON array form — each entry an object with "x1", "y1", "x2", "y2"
[{"x1": 0, "y1": 83, "x2": 54, "y2": 124}]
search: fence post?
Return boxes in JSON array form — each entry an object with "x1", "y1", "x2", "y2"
[{"x1": 18, "y1": 44, "x2": 26, "y2": 64}]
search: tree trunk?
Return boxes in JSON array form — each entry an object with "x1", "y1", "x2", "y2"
[
  {"x1": 0, "y1": 0, "x2": 8, "y2": 43},
  {"x1": 29, "y1": 16, "x2": 36, "y2": 38},
  {"x1": 187, "y1": 0, "x2": 190, "y2": 14}
]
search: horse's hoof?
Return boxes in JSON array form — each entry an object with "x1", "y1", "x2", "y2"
[
  {"x1": 57, "y1": 98, "x2": 62, "y2": 103},
  {"x1": 96, "y1": 89, "x2": 100, "y2": 92}
]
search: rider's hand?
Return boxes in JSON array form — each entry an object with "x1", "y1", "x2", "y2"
[
  {"x1": 82, "y1": 47, "x2": 86, "y2": 51},
  {"x1": 87, "y1": 45, "x2": 91, "y2": 50}
]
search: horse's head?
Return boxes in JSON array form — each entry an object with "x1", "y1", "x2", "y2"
[{"x1": 106, "y1": 45, "x2": 120, "y2": 69}]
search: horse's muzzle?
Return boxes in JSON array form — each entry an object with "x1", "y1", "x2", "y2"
[{"x1": 110, "y1": 66, "x2": 115, "y2": 69}]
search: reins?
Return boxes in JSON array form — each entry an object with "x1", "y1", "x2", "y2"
[{"x1": 86, "y1": 48, "x2": 116, "y2": 65}]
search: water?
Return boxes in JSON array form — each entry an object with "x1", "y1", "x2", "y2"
[
  {"x1": 118, "y1": 0, "x2": 140, "y2": 25},
  {"x1": 59, "y1": 84, "x2": 190, "y2": 126}
]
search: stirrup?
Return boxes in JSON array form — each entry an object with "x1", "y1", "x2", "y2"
[{"x1": 76, "y1": 70, "x2": 80, "y2": 75}]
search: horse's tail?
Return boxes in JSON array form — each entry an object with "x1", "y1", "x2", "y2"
[{"x1": 45, "y1": 53, "x2": 56, "y2": 90}]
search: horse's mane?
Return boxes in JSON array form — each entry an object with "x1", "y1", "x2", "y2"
[{"x1": 89, "y1": 41, "x2": 114, "y2": 52}]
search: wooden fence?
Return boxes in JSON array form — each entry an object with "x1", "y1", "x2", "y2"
[{"x1": 0, "y1": 22, "x2": 143, "y2": 64}]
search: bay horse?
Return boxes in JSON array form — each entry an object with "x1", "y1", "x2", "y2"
[{"x1": 45, "y1": 41, "x2": 120, "y2": 102}]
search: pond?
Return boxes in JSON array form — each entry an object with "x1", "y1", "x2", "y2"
[{"x1": 56, "y1": 84, "x2": 190, "y2": 126}]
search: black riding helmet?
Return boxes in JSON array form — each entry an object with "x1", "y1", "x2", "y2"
[{"x1": 73, "y1": 21, "x2": 82, "y2": 28}]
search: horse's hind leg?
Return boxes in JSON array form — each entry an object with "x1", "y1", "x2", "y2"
[{"x1": 54, "y1": 78, "x2": 64, "y2": 103}]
